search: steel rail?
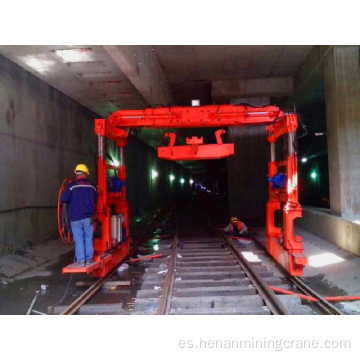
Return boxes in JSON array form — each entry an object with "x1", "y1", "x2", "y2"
[
  {"x1": 291, "y1": 276, "x2": 344, "y2": 315},
  {"x1": 58, "y1": 206, "x2": 170, "y2": 315},
  {"x1": 218, "y1": 231, "x2": 291, "y2": 315},
  {"x1": 185, "y1": 205, "x2": 291, "y2": 315},
  {"x1": 59, "y1": 274, "x2": 114, "y2": 315},
  {"x1": 248, "y1": 234, "x2": 345, "y2": 315},
  {"x1": 156, "y1": 234, "x2": 178, "y2": 315},
  {"x1": 156, "y1": 211, "x2": 180, "y2": 315},
  {"x1": 194, "y1": 205, "x2": 290, "y2": 315}
]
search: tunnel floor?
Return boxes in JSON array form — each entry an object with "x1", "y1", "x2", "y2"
[{"x1": 1, "y1": 201, "x2": 360, "y2": 315}]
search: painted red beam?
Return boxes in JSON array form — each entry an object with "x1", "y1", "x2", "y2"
[
  {"x1": 107, "y1": 105, "x2": 283, "y2": 129},
  {"x1": 266, "y1": 113, "x2": 298, "y2": 142},
  {"x1": 158, "y1": 143, "x2": 234, "y2": 160},
  {"x1": 129, "y1": 254, "x2": 164, "y2": 263}
]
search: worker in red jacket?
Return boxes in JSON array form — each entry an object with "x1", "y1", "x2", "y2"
[
  {"x1": 222, "y1": 217, "x2": 248, "y2": 237},
  {"x1": 61, "y1": 164, "x2": 97, "y2": 267}
]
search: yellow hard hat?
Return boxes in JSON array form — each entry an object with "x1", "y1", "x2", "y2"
[
  {"x1": 230, "y1": 217, "x2": 238, "y2": 223},
  {"x1": 74, "y1": 164, "x2": 89, "y2": 175}
]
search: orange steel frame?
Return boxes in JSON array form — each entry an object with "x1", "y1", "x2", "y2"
[
  {"x1": 266, "y1": 114, "x2": 307, "y2": 276},
  {"x1": 78, "y1": 105, "x2": 306, "y2": 277}
]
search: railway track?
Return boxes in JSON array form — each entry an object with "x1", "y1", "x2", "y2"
[
  {"x1": 49, "y1": 205, "x2": 176, "y2": 315},
  {"x1": 132, "y1": 200, "x2": 319, "y2": 315},
  {"x1": 246, "y1": 233, "x2": 345, "y2": 315},
  {"x1": 53, "y1": 198, "x2": 345, "y2": 315}
]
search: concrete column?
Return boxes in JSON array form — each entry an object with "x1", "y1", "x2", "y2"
[{"x1": 324, "y1": 46, "x2": 360, "y2": 217}]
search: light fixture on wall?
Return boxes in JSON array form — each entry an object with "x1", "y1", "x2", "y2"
[
  {"x1": 310, "y1": 171, "x2": 317, "y2": 180},
  {"x1": 151, "y1": 170, "x2": 158, "y2": 180}
]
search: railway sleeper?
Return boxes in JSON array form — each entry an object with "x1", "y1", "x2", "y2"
[
  {"x1": 170, "y1": 294, "x2": 265, "y2": 309},
  {"x1": 141, "y1": 278, "x2": 251, "y2": 289},
  {"x1": 169, "y1": 307, "x2": 271, "y2": 315}
]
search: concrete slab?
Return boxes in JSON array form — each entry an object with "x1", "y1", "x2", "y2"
[
  {"x1": 263, "y1": 277, "x2": 287, "y2": 286},
  {"x1": 298, "y1": 207, "x2": 360, "y2": 256},
  {"x1": 136, "y1": 289, "x2": 162, "y2": 298},
  {"x1": 297, "y1": 227, "x2": 360, "y2": 295},
  {"x1": 173, "y1": 279, "x2": 251, "y2": 288},
  {"x1": 170, "y1": 306, "x2": 271, "y2": 315},
  {"x1": 276, "y1": 294, "x2": 302, "y2": 307},
  {"x1": 176, "y1": 255, "x2": 233, "y2": 260},
  {"x1": 141, "y1": 279, "x2": 164, "y2": 288},
  {"x1": 49, "y1": 303, "x2": 123, "y2": 315},
  {"x1": 178, "y1": 250, "x2": 229, "y2": 255},
  {"x1": 0, "y1": 239, "x2": 72, "y2": 279},
  {"x1": 170, "y1": 294, "x2": 264, "y2": 309},
  {"x1": 252, "y1": 227, "x2": 360, "y2": 314},
  {"x1": 176, "y1": 260, "x2": 237, "y2": 267},
  {"x1": 176, "y1": 265, "x2": 240, "y2": 273},
  {"x1": 173, "y1": 285, "x2": 256, "y2": 297},
  {"x1": 134, "y1": 297, "x2": 159, "y2": 311}
]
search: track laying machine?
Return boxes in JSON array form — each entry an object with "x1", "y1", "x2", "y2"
[{"x1": 58, "y1": 104, "x2": 307, "y2": 277}]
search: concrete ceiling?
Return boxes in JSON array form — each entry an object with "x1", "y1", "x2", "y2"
[
  {"x1": 156, "y1": 45, "x2": 313, "y2": 81},
  {"x1": 0, "y1": 45, "x2": 315, "y2": 173},
  {"x1": 0, "y1": 45, "x2": 149, "y2": 117},
  {"x1": 155, "y1": 45, "x2": 314, "y2": 104}
]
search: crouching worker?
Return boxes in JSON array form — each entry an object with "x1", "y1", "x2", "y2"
[
  {"x1": 61, "y1": 164, "x2": 97, "y2": 267},
  {"x1": 222, "y1": 217, "x2": 249, "y2": 238}
]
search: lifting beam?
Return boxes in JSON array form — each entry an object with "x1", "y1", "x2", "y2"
[{"x1": 158, "y1": 130, "x2": 234, "y2": 160}]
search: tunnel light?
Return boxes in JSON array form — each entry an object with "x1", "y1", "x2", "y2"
[
  {"x1": 310, "y1": 171, "x2": 317, "y2": 180},
  {"x1": 151, "y1": 170, "x2": 158, "y2": 180},
  {"x1": 180, "y1": 178, "x2": 185, "y2": 184},
  {"x1": 301, "y1": 157, "x2": 308, "y2": 163},
  {"x1": 21, "y1": 57, "x2": 55, "y2": 74},
  {"x1": 148, "y1": 238, "x2": 160, "y2": 244},
  {"x1": 189, "y1": 179, "x2": 194, "y2": 185},
  {"x1": 308, "y1": 253, "x2": 344, "y2": 268},
  {"x1": 113, "y1": 159, "x2": 120, "y2": 167},
  {"x1": 53, "y1": 48, "x2": 94, "y2": 63},
  {"x1": 191, "y1": 99, "x2": 200, "y2": 107},
  {"x1": 169, "y1": 174, "x2": 175, "y2": 182},
  {"x1": 153, "y1": 244, "x2": 159, "y2": 251}
]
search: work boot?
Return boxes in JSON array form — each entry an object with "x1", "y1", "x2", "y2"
[{"x1": 74, "y1": 261, "x2": 85, "y2": 267}]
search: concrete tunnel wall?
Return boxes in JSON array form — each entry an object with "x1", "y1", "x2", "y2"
[
  {"x1": 0, "y1": 54, "x2": 190, "y2": 255},
  {"x1": 108, "y1": 136, "x2": 191, "y2": 215},
  {"x1": 227, "y1": 125, "x2": 269, "y2": 227}
]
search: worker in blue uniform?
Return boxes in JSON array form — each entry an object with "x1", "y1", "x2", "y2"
[{"x1": 61, "y1": 164, "x2": 97, "y2": 267}]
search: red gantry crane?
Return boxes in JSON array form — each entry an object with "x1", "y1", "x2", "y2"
[{"x1": 60, "y1": 104, "x2": 307, "y2": 277}]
